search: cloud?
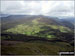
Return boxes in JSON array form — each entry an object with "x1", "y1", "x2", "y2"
[{"x1": 1, "y1": 1, "x2": 74, "y2": 17}]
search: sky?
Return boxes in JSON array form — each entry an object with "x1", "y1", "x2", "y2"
[{"x1": 1, "y1": 1, "x2": 74, "y2": 17}]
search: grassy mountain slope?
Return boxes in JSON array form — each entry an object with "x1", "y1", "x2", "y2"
[
  {"x1": 1, "y1": 15, "x2": 74, "y2": 55},
  {"x1": 4, "y1": 17, "x2": 72, "y2": 39}
]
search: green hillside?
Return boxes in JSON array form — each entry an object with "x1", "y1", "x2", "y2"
[
  {"x1": 1, "y1": 16, "x2": 74, "y2": 55},
  {"x1": 4, "y1": 17, "x2": 72, "y2": 39}
]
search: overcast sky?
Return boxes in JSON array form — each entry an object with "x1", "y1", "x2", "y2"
[{"x1": 1, "y1": 1, "x2": 74, "y2": 17}]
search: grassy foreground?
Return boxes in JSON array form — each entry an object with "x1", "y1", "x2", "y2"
[{"x1": 1, "y1": 41, "x2": 73, "y2": 55}]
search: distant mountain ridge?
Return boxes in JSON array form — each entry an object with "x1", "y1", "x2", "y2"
[
  {"x1": 0, "y1": 14, "x2": 10, "y2": 17},
  {"x1": 1, "y1": 15, "x2": 74, "y2": 30},
  {"x1": 60, "y1": 17, "x2": 75, "y2": 29}
]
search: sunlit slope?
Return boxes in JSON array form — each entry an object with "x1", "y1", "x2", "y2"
[{"x1": 5, "y1": 17, "x2": 72, "y2": 39}]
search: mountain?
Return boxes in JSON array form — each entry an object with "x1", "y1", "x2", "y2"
[
  {"x1": 1, "y1": 15, "x2": 74, "y2": 41},
  {"x1": 0, "y1": 14, "x2": 10, "y2": 17},
  {"x1": 60, "y1": 17, "x2": 75, "y2": 29},
  {"x1": 1, "y1": 15, "x2": 37, "y2": 31},
  {"x1": 1, "y1": 15, "x2": 74, "y2": 55}
]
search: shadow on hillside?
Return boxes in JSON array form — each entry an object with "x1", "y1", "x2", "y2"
[
  {"x1": 1, "y1": 33, "x2": 64, "y2": 42},
  {"x1": 1, "y1": 31, "x2": 74, "y2": 46}
]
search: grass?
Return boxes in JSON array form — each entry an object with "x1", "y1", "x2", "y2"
[
  {"x1": 1, "y1": 41, "x2": 74, "y2": 55},
  {"x1": 5, "y1": 18, "x2": 72, "y2": 39}
]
